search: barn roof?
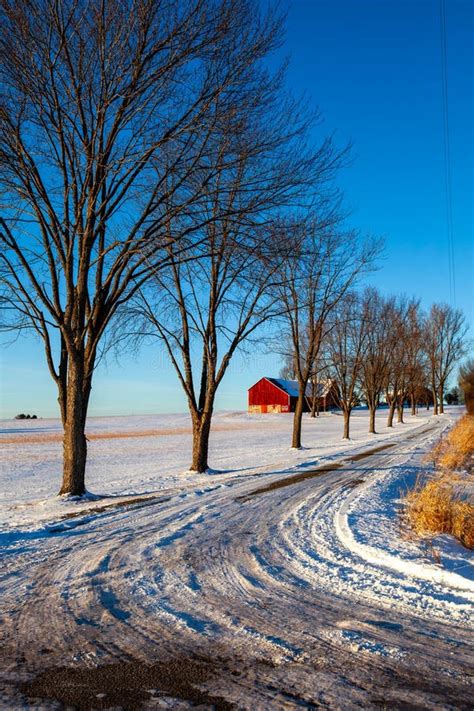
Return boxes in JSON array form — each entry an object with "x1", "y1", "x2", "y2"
[
  {"x1": 265, "y1": 377, "x2": 333, "y2": 398},
  {"x1": 266, "y1": 378, "x2": 303, "y2": 397}
]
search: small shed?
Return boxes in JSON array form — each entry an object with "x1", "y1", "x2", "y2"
[{"x1": 248, "y1": 377, "x2": 337, "y2": 413}]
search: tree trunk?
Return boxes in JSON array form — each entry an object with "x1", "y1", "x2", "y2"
[
  {"x1": 57, "y1": 337, "x2": 68, "y2": 426},
  {"x1": 343, "y1": 409, "x2": 351, "y2": 439},
  {"x1": 410, "y1": 394, "x2": 416, "y2": 416},
  {"x1": 310, "y1": 381, "x2": 317, "y2": 418},
  {"x1": 387, "y1": 401, "x2": 396, "y2": 427},
  {"x1": 59, "y1": 359, "x2": 89, "y2": 496},
  {"x1": 369, "y1": 406, "x2": 376, "y2": 434},
  {"x1": 190, "y1": 410, "x2": 213, "y2": 473},
  {"x1": 397, "y1": 401, "x2": 404, "y2": 423},
  {"x1": 438, "y1": 385, "x2": 444, "y2": 414},
  {"x1": 432, "y1": 386, "x2": 438, "y2": 415},
  {"x1": 292, "y1": 392, "x2": 305, "y2": 448}
]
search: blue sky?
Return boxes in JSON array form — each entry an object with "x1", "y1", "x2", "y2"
[{"x1": 0, "y1": 0, "x2": 472, "y2": 419}]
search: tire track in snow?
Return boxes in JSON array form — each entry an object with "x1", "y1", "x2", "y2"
[{"x1": 1, "y1": 417, "x2": 473, "y2": 709}]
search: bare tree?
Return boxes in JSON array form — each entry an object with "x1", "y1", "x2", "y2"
[
  {"x1": 119, "y1": 37, "x2": 333, "y2": 473},
  {"x1": 384, "y1": 298, "x2": 420, "y2": 427},
  {"x1": 279, "y1": 330, "x2": 327, "y2": 417},
  {"x1": 128, "y1": 227, "x2": 284, "y2": 473},
  {"x1": 278, "y1": 221, "x2": 379, "y2": 449},
  {"x1": 325, "y1": 292, "x2": 367, "y2": 439},
  {"x1": 359, "y1": 289, "x2": 392, "y2": 434},
  {"x1": 308, "y1": 358, "x2": 328, "y2": 418},
  {"x1": 0, "y1": 0, "x2": 285, "y2": 494},
  {"x1": 459, "y1": 359, "x2": 474, "y2": 414},
  {"x1": 424, "y1": 304, "x2": 468, "y2": 415},
  {"x1": 404, "y1": 302, "x2": 425, "y2": 416}
]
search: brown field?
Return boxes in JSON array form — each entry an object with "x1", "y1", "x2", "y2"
[{"x1": 0, "y1": 422, "x2": 265, "y2": 446}]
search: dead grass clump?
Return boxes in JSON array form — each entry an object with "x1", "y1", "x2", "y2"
[
  {"x1": 450, "y1": 501, "x2": 474, "y2": 549},
  {"x1": 405, "y1": 415, "x2": 474, "y2": 550},
  {"x1": 429, "y1": 414, "x2": 474, "y2": 473},
  {"x1": 404, "y1": 476, "x2": 474, "y2": 550}
]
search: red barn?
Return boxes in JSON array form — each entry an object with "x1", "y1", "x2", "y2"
[{"x1": 248, "y1": 377, "x2": 337, "y2": 413}]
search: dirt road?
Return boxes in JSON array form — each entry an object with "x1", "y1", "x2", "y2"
[{"x1": 1, "y1": 419, "x2": 472, "y2": 709}]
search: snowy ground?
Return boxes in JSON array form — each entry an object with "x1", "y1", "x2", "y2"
[
  {"x1": 1, "y1": 407, "x2": 473, "y2": 709},
  {"x1": 0, "y1": 407, "x2": 452, "y2": 525}
]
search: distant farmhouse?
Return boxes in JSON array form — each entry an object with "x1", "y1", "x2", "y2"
[{"x1": 248, "y1": 377, "x2": 338, "y2": 414}]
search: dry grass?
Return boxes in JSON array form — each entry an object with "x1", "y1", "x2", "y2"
[
  {"x1": 404, "y1": 414, "x2": 474, "y2": 550},
  {"x1": 428, "y1": 414, "x2": 474, "y2": 473},
  {"x1": 405, "y1": 475, "x2": 474, "y2": 549}
]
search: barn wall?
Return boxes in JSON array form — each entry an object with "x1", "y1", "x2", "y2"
[
  {"x1": 248, "y1": 404, "x2": 289, "y2": 414},
  {"x1": 248, "y1": 378, "x2": 289, "y2": 411}
]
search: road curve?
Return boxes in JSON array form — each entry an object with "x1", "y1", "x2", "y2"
[{"x1": 1, "y1": 418, "x2": 472, "y2": 709}]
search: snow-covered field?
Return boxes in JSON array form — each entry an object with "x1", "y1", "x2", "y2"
[
  {"x1": 1, "y1": 407, "x2": 473, "y2": 709},
  {"x1": 0, "y1": 407, "x2": 452, "y2": 525}
]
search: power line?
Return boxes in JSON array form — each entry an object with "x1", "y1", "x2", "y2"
[{"x1": 440, "y1": 0, "x2": 456, "y2": 305}]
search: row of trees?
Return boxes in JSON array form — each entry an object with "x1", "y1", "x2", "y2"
[
  {"x1": 281, "y1": 293, "x2": 468, "y2": 445},
  {"x1": 0, "y1": 0, "x2": 468, "y2": 496},
  {"x1": 0, "y1": 0, "x2": 364, "y2": 495},
  {"x1": 325, "y1": 295, "x2": 467, "y2": 440}
]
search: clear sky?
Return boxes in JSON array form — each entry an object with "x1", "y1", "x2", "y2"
[{"x1": 0, "y1": 0, "x2": 472, "y2": 419}]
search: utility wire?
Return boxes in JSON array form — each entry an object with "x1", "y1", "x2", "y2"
[{"x1": 440, "y1": 0, "x2": 456, "y2": 305}]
